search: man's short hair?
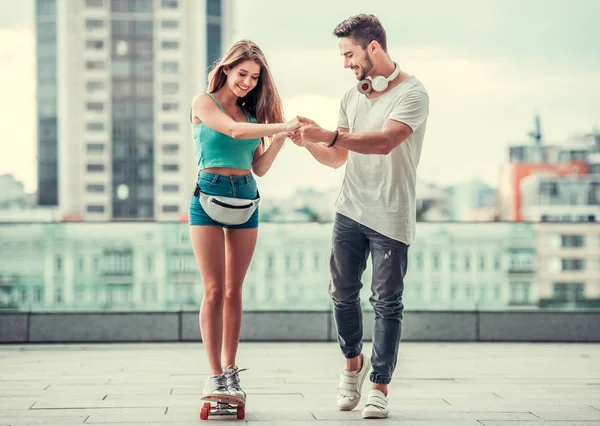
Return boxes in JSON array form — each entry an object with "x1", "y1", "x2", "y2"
[{"x1": 333, "y1": 14, "x2": 387, "y2": 52}]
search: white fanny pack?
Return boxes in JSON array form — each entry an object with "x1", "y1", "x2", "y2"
[{"x1": 194, "y1": 184, "x2": 260, "y2": 225}]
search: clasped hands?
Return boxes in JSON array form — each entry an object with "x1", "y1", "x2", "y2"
[{"x1": 283, "y1": 116, "x2": 330, "y2": 147}]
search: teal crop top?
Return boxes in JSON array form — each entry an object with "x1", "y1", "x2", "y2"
[{"x1": 191, "y1": 93, "x2": 261, "y2": 170}]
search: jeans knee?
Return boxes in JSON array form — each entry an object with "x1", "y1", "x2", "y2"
[
  {"x1": 371, "y1": 298, "x2": 404, "y2": 319},
  {"x1": 329, "y1": 281, "x2": 360, "y2": 305}
]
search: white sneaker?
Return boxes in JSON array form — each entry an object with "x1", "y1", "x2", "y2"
[
  {"x1": 362, "y1": 389, "x2": 389, "y2": 419},
  {"x1": 223, "y1": 365, "x2": 248, "y2": 403},
  {"x1": 337, "y1": 353, "x2": 371, "y2": 411},
  {"x1": 201, "y1": 374, "x2": 230, "y2": 401}
]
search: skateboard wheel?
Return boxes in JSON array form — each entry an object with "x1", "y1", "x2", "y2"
[
  {"x1": 200, "y1": 406, "x2": 209, "y2": 420},
  {"x1": 236, "y1": 405, "x2": 245, "y2": 419},
  {"x1": 202, "y1": 402, "x2": 211, "y2": 413}
]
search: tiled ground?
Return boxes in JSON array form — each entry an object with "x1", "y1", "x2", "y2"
[{"x1": 1, "y1": 342, "x2": 599, "y2": 425}]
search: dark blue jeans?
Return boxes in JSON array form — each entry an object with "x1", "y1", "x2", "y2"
[{"x1": 329, "y1": 213, "x2": 409, "y2": 385}]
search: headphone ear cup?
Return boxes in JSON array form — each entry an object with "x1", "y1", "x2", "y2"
[
  {"x1": 357, "y1": 79, "x2": 372, "y2": 95},
  {"x1": 371, "y1": 76, "x2": 388, "y2": 92}
]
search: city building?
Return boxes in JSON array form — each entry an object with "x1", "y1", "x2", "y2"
[{"x1": 35, "y1": 0, "x2": 234, "y2": 220}]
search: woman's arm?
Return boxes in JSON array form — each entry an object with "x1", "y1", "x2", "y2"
[
  {"x1": 192, "y1": 94, "x2": 299, "y2": 139},
  {"x1": 251, "y1": 133, "x2": 287, "y2": 176}
]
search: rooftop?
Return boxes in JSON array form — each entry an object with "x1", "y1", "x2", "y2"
[{"x1": 1, "y1": 342, "x2": 599, "y2": 425}]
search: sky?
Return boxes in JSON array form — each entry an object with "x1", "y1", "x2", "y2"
[{"x1": 0, "y1": 0, "x2": 599, "y2": 198}]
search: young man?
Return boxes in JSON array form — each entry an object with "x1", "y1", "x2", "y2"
[{"x1": 290, "y1": 14, "x2": 429, "y2": 419}]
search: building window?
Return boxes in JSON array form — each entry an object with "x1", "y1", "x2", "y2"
[
  {"x1": 161, "y1": 40, "x2": 179, "y2": 50},
  {"x1": 206, "y1": 23, "x2": 221, "y2": 70},
  {"x1": 206, "y1": 0, "x2": 221, "y2": 16},
  {"x1": 162, "y1": 122, "x2": 179, "y2": 132},
  {"x1": 86, "y1": 143, "x2": 104, "y2": 154},
  {"x1": 162, "y1": 82, "x2": 179, "y2": 95},
  {"x1": 134, "y1": 0, "x2": 153, "y2": 12},
  {"x1": 449, "y1": 252, "x2": 456, "y2": 271},
  {"x1": 162, "y1": 164, "x2": 179, "y2": 172},
  {"x1": 163, "y1": 184, "x2": 179, "y2": 192},
  {"x1": 87, "y1": 122, "x2": 104, "y2": 131},
  {"x1": 414, "y1": 252, "x2": 423, "y2": 270},
  {"x1": 135, "y1": 81, "x2": 153, "y2": 97},
  {"x1": 87, "y1": 205, "x2": 105, "y2": 213},
  {"x1": 87, "y1": 164, "x2": 105, "y2": 172},
  {"x1": 111, "y1": 60, "x2": 131, "y2": 77},
  {"x1": 162, "y1": 144, "x2": 179, "y2": 154},
  {"x1": 87, "y1": 81, "x2": 104, "y2": 92},
  {"x1": 553, "y1": 282, "x2": 585, "y2": 302},
  {"x1": 450, "y1": 285, "x2": 457, "y2": 300},
  {"x1": 86, "y1": 19, "x2": 104, "y2": 30},
  {"x1": 137, "y1": 164, "x2": 152, "y2": 179},
  {"x1": 494, "y1": 255, "x2": 501, "y2": 271},
  {"x1": 103, "y1": 250, "x2": 133, "y2": 274},
  {"x1": 162, "y1": 61, "x2": 178, "y2": 73},
  {"x1": 133, "y1": 21, "x2": 153, "y2": 36},
  {"x1": 86, "y1": 102, "x2": 104, "y2": 112},
  {"x1": 111, "y1": 0, "x2": 151, "y2": 12},
  {"x1": 111, "y1": 20, "x2": 132, "y2": 36},
  {"x1": 161, "y1": 20, "x2": 179, "y2": 29},
  {"x1": 86, "y1": 0, "x2": 104, "y2": 7},
  {"x1": 162, "y1": 205, "x2": 179, "y2": 213},
  {"x1": 86, "y1": 184, "x2": 105, "y2": 193},
  {"x1": 509, "y1": 282, "x2": 530, "y2": 304},
  {"x1": 161, "y1": 0, "x2": 178, "y2": 8},
  {"x1": 478, "y1": 254, "x2": 485, "y2": 271},
  {"x1": 561, "y1": 258, "x2": 585, "y2": 271},
  {"x1": 134, "y1": 61, "x2": 153, "y2": 78},
  {"x1": 465, "y1": 286, "x2": 472, "y2": 299},
  {"x1": 162, "y1": 102, "x2": 178, "y2": 111},
  {"x1": 431, "y1": 253, "x2": 440, "y2": 271},
  {"x1": 86, "y1": 40, "x2": 104, "y2": 50},
  {"x1": 561, "y1": 234, "x2": 585, "y2": 248},
  {"x1": 86, "y1": 61, "x2": 105, "y2": 70},
  {"x1": 137, "y1": 184, "x2": 153, "y2": 200}
]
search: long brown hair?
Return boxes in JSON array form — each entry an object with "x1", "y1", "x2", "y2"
[{"x1": 207, "y1": 40, "x2": 285, "y2": 127}]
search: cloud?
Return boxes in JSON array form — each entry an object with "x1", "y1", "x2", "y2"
[
  {"x1": 0, "y1": 29, "x2": 36, "y2": 192},
  {"x1": 261, "y1": 44, "x2": 600, "y2": 191}
]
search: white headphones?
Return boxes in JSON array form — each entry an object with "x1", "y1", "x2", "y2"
[{"x1": 357, "y1": 62, "x2": 401, "y2": 95}]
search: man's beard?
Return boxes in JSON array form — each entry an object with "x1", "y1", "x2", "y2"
[{"x1": 358, "y1": 54, "x2": 374, "y2": 80}]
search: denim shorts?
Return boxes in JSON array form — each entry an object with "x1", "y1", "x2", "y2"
[{"x1": 189, "y1": 171, "x2": 259, "y2": 229}]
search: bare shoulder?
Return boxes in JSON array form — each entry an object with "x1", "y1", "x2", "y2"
[{"x1": 192, "y1": 93, "x2": 214, "y2": 109}]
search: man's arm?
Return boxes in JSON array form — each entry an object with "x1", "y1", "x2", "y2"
[
  {"x1": 308, "y1": 120, "x2": 413, "y2": 156},
  {"x1": 297, "y1": 89, "x2": 429, "y2": 156},
  {"x1": 303, "y1": 127, "x2": 349, "y2": 169}
]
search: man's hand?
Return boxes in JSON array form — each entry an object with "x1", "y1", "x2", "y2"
[{"x1": 289, "y1": 116, "x2": 328, "y2": 146}]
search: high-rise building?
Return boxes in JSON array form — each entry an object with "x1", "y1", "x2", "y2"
[{"x1": 35, "y1": 0, "x2": 235, "y2": 220}]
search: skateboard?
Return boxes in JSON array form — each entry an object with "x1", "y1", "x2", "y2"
[
  {"x1": 200, "y1": 401, "x2": 245, "y2": 420},
  {"x1": 200, "y1": 395, "x2": 245, "y2": 420}
]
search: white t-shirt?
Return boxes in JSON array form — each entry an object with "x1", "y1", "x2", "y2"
[{"x1": 335, "y1": 75, "x2": 429, "y2": 245}]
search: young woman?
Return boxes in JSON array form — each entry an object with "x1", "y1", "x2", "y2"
[{"x1": 189, "y1": 39, "x2": 300, "y2": 404}]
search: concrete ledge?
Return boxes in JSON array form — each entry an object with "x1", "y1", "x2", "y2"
[
  {"x1": 479, "y1": 311, "x2": 600, "y2": 342},
  {"x1": 27, "y1": 313, "x2": 179, "y2": 343},
  {"x1": 2, "y1": 310, "x2": 600, "y2": 343},
  {"x1": 0, "y1": 314, "x2": 28, "y2": 343},
  {"x1": 181, "y1": 311, "x2": 331, "y2": 341},
  {"x1": 330, "y1": 311, "x2": 478, "y2": 342},
  {"x1": 402, "y1": 311, "x2": 478, "y2": 341}
]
